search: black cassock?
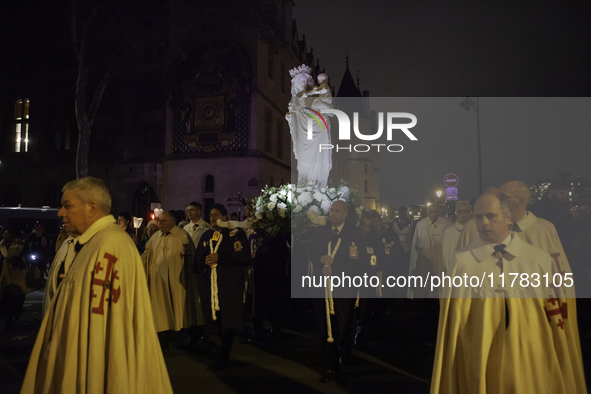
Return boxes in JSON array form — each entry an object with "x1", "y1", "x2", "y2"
[
  {"x1": 306, "y1": 223, "x2": 372, "y2": 371},
  {"x1": 194, "y1": 227, "x2": 251, "y2": 356}
]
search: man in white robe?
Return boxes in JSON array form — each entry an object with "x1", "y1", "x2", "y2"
[
  {"x1": 408, "y1": 204, "x2": 451, "y2": 298},
  {"x1": 183, "y1": 201, "x2": 213, "y2": 245},
  {"x1": 22, "y1": 176, "x2": 172, "y2": 394},
  {"x1": 142, "y1": 212, "x2": 200, "y2": 338},
  {"x1": 441, "y1": 201, "x2": 471, "y2": 272},
  {"x1": 390, "y1": 206, "x2": 413, "y2": 254},
  {"x1": 433, "y1": 190, "x2": 586, "y2": 393}
]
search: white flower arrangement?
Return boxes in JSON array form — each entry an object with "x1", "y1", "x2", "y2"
[{"x1": 252, "y1": 181, "x2": 362, "y2": 239}]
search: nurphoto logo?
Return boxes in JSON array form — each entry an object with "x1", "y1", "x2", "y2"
[{"x1": 304, "y1": 108, "x2": 418, "y2": 153}]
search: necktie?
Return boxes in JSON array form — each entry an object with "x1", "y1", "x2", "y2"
[
  {"x1": 512, "y1": 223, "x2": 520, "y2": 232},
  {"x1": 162, "y1": 232, "x2": 171, "y2": 237},
  {"x1": 74, "y1": 242, "x2": 85, "y2": 253},
  {"x1": 493, "y1": 244, "x2": 506, "y2": 258},
  {"x1": 193, "y1": 224, "x2": 199, "y2": 230},
  {"x1": 333, "y1": 228, "x2": 339, "y2": 235}
]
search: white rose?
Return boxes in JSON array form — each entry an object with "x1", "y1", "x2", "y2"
[
  {"x1": 277, "y1": 202, "x2": 287, "y2": 216},
  {"x1": 340, "y1": 186, "x2": 350, "y2": 198},
  {"x1": 306, "y1": 205, "x2": 321, "y2": 220},
  {"x1": 270, "y1": 194, "x2": 278, "y2": 202},
  {"x1": 296, "y1": 187, "x2": 304, "y2": 193},
  {"x1": 255, "y1": 212, "x2": 263, "y2": 220},
  {"x1": 307, "y1": 185, "x2": 314, "y2": 191},
  {"x1": 293, "y1": 205, "x2": 303, "y2": 213},
  {"x1": 268, "y1": 202, "x2": 276, "y2": 210},
  {"x1": 279, "y1": 189, "x2": 287, "y2": 197},
  {"x1": 320, "y1": 187, "x2": 326, "y2": 193},
  {"x1": 313, "y1": 192, "x2": 324, "y2": 202},
  {"x1": 311, "y1": 216, "x2": 327, "y2": 226},
  {"x1": 329, "y1": 188, "x2": 336, "y2": 194},
  {"x1": 321, "y1": 199, "x2": 331, "y2": 215},
  {"x1": 298, "y1": 192, "x2": 313, "y2": 206}
]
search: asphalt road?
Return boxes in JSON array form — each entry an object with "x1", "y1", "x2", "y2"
[{"x1": 2, "y1": 292, "x2": 591, "y2": 393}]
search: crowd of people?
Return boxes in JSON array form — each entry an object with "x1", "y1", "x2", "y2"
[{"x1": 0, "y1": 176, "x2": 590, "y2": 392}]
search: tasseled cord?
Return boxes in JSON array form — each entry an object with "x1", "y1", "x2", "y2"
[
  {"x1": 209, "y1": 234, "x2": 223, "y2": 321},
  {"x1": 325, "y1": 238, "x2": 341, "y2": 343}
]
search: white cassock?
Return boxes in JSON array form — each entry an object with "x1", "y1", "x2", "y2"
[
  {"x1": 391, "y1": 220, "x2": 412, "y2": 253},
  {"x1": 42, "y1": 235, "x2": 76, "y2": 318},
  {"x1": 441, "y1": 222, "x2": 463, "y2": 273},
  {"x1": 22, "y1": 215, "x2": 172, "y2": 394},
  {"x1": 432, "y1": 234, "x2": 586, "y2": 393},
  {"x1": 142, "y1": 225, "x2": 201, "y2": 331},
  {"x1": 183, "y1": 218, "x2": 213, "y2": 246},
  {"x1": 408, "y1": 217, "x2": 451, "y2": 298}
]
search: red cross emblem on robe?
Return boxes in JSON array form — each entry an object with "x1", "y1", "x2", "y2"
[{"x1": 91, "y1": 252, "x2": 121, "y2": 315}]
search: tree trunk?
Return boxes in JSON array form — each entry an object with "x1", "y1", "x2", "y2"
[
  {"x1": 75, "y1": 52, "x2": 90, "y2": 179},
  {"x1": 74, "y1": 49, "x2": 112, "y2": 179}
]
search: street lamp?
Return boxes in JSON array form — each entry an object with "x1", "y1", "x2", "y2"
[
  {"x1": 460, "y1": 96, "x2": 482, "y2": 195},
  {"x1": 436, "y1": 190, "x2": 442, "y2": 199}
]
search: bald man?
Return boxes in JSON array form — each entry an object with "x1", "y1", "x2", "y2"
[
  {"x1": 454, "y1": 181, "x2": 586, "y2": 393},
  {"x1": 457, "y1": 181, "x2": 575, "y2": 297},
  {"x1": 432, "y1": 191, "x2": 586, "y2": 393},
  {"x1": 306, "y1": 200, "x2": 369, "y2": 382}
]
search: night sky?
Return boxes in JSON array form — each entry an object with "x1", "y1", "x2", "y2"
[{"x1": 293, "y1": 1, "x2": 591, "y2": 207}]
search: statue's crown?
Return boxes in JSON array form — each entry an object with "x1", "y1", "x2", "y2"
[{"x1": 289, "y1": 64, "x2": 312, "y2": 78}]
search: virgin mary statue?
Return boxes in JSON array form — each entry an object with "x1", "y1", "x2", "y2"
[{"x1": 285, "y1": 64, "x2": 333, "y2": 187}]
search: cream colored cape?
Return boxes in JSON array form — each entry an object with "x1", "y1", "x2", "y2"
[
  {"x1": 42, "y1": 235, "x2": 76, "y2": 318},
  {"x1": 441, "y1": 222, "x2": 463, "y2": 274},
  {"x1": 434, "y1": 219, "x2": 587, "y2": 394},
  {"x1": 408, "y1": 217, "x2": 451, "y2": 298},
  {"x1": 142, "y1": 225, "x2": 204, "y2": 331},
  {"x1": 21, "y1": 215, "x2": 172, "y2": 394}
]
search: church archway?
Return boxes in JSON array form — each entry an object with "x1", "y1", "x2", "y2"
[{"x1": 133, "y1": 183, "x2": 160, "y2": 220}]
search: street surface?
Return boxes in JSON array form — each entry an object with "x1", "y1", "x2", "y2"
[{"x1": 2, "y1": 291, "x2": 590, "y2": 393}]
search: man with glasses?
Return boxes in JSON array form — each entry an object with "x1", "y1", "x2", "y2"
[{"x1": 441, "y1": 201, "x2": 472, "y2": 272}]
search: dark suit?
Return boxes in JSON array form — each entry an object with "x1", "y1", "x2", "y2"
[
  {"x1": 306, "y1": 223, "x2": 370, "y2": 370},
  {"x1": 194, "y1": 227, "x2": 251, "y2": 362}
]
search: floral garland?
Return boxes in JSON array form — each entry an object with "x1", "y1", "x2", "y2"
[{"x1": 252, "y1": 180, "x2": 363, "y2": 240}]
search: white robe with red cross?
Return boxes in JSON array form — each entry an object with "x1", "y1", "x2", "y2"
[{"x1": 21, "y1": 215, "x2": 172, "y2": 394}]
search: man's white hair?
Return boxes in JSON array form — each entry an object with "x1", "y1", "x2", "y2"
[{"x1": 62, "y1": 177, "x2": 111, "y2": 214}]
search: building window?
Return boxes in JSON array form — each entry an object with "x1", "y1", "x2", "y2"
[
  {"x1": 365, "y1": 180, "x2": 369, "y2": 193},
  {"x1": 205, "y1": 175, "x2": 214, "y2": 192},
  {"x1": 277, "y1": 120, "x2": 283, "y2": 159},
  {"x1": 265, "y1": 109, "x2": 272, "y2": 152},
  {"x1": 14, "y1": 99, "x2": 30, "y2": 152},
  {"x1": 267, "y1": 45, "x2": 274, "y2": 80}
]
